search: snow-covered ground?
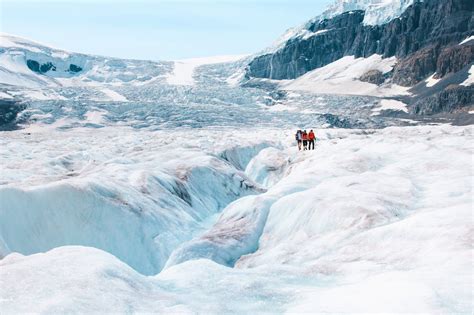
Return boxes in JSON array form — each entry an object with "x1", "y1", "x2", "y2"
[{"x1": 1, "y1": 124, "x2": 472, "y2": 313}]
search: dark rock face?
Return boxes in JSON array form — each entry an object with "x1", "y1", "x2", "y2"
[
  {"x1": 40, "y1": 62, "x2": 56, "y2": 72},
  {"x1": 359, "y1": 70, "x2": 385, "y2": 85},
  {"x1": 26, "y1": 59, "x2": 40, "y2": 73},
  {"x1": 26, "y1": 60, "x2": 83, "y2": 74},
  {"x1": 247, "y1": 0, "x2": 473, "y2": 84},
  {"x1": 392, "y1": 45, "x2": 439, "y2": 86},
  {"x1": 27, "y1": 59, "x2": 56, "y2": 74},
  {"x1": 436, "y1": 44, "x2": 474, "y2": 78},
  {"x1": 412, "y1": 85, "x2": 473, "y2": 115},
  {"x1": 0, "y1": 99, "x2": 26, "y2": 130},
  {"x1": 69, "y1": 64, "x2": 82, "y2": 73}
]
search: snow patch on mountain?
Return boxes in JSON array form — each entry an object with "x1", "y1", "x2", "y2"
[
  {"x1": 282, "y1": 54, "x2": 410, "y2": 97},
  {"x1": 371, "y1": 99, "x2": 408, "y2": 115},
  {"x1": 459, "y1": 35, "x2": 474, "y2": 45},
  {"x1": 460, "y1": 65, "x2": 473, "y2": 86},
  {"x1": 99, "y1": 88, "x2": 128, "y2": 101},
  {"x1": 425, "y1": 73, "x2": 441, "y2": 87}
]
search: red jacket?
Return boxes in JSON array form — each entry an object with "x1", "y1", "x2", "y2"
[
  {"x1": 302, "y1": 133, "x2": 308, "y2": 140},
  {"x1": 308, "y1": 131, "x2": 315, "y2": 140}
]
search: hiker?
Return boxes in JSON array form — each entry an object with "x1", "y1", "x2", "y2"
[
  {"x1": 308, "y1": 129, "x2": 315, "y2": 150},
  {"x1": 295, "y1": 130, "x2": 303, "y2": 151},
  {"x1": 302, "y1": 130, "x2": 308, "y2": 150}
]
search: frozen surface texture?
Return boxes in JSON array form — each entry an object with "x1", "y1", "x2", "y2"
[{"x1": 1, "y1": 125, "x2": 472, "y2": 313}]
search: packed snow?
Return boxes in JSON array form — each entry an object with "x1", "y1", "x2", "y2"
[
  {"x1": 459, "y1": 35, "x2": 474, "y2": 45},
  {"x1": 1, "y1": 124, "x2": 472, "y2": 313},
  {"x1": 282, "y1": 55, "x2": 410, "y2": 97},
  {"x1": 461, "y1": 65, "x2": 474, "y2": 86},
  {"x1": 300, "y1": 29, "x2": 329, "y2": 40},
  {"x1": 166, "y1": 55, "x2": 247, "y2": 86},
  {"x1": 371, "y1": 99, "x2": 408, "y2": 115},
  {"x1": 99, "y1": 88, "x2": 128, "y2": 101},
  {"x1": 425, "y1": 73, "x2": 441, "y2": 87}
]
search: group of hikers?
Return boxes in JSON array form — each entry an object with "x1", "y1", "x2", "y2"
[{"x1": 295, "y1": 129, "x2": 316, "y2": 151}]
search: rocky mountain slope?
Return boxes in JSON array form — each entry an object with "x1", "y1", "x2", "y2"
[{"x1": 246, "y1": 0, "x2": 473, "y2": 116}]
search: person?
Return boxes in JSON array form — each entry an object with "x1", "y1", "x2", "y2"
[
  {"x1": 308, "y1": 129, "x2": 315, "y2": 150},
  {"x1": 302, "y1": 130, "x2": 308, "y2": 150},
  {"x1": 295, "y1": 130, "x2": 302, "y2": 151}
]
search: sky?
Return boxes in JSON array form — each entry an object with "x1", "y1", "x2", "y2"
[{"x1": 0, "y1": 0, "x2": 333, "y2": 60}]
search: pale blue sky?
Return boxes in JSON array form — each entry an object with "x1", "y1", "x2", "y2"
[{"x1": 0, "y1": 0, "x2": 333, "y2": 60}]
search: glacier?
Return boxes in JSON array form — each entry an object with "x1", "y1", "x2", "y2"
[
  {"x1": 0, "y1": 27, "x2": 473, "y2": 314},
  {"x1": 1, "y1": 124, "x2": 472, "y2": 313}
]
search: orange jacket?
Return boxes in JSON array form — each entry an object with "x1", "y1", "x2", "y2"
[{"x1": 308, "y1": 131, "x2": 315, "y2": 140}]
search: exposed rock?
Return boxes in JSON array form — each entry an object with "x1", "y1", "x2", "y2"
[
  {"x1": 436, "y1": 44, "x2": 474, "y2": 78},
  {"x1": 0, "y1": 99, "x2": 27, "y2": 130},
  {"x1": 392, "y1": 45, "x2": 439, "y2": 86},
  {"x1": 359, "y1": 70, "x2": 386, "y2": 85},
  {"x1": 69, "y1": 64, "x2": 83, "y2": 73},
  {"x1": 411, "y1": 84, "x2": 473, "y2": 115},
  {"x1": 27, "y1": 59, "x2": 56, "y2": 74},
  {"x1": 26, "y1": 59, "x2": 40, "y2": 73},
  {"x1": 247, "y1": 0, "x2": 473, "y2": 82}
]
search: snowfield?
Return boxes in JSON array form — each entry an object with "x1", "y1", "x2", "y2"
[
  {"x1": 282, "y1": 55, "x2": 411, "y2": 97},
  {"x1": 1, "y1": 124, "x2": 472, "y2": 313}
]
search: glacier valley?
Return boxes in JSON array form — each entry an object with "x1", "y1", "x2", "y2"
[{"x1": 0, "y1": 15, "x2": 473, "y2": 313}]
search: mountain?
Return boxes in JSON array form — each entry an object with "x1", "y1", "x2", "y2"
[
  {"x1": 246, "y1": 0, "x2": 473, "y2": 117},
  {"x1": 0, "y1": 33, "x2": 173, "y2": 88},
  {"x1": 1, "y1": 1, "x2": 473, "y2": 313},
  {"x1": 0, "y1": 33, "x2": 428, "y2": 131},
  {"x1": 265, "y1": 0, "x2": 417, "y2": 55}
]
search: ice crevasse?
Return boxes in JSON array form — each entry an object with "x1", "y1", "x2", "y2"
[{"x1": 0, "y1": 127, "x2": 274, "y2": 275}]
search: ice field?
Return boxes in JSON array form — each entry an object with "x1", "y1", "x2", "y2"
[
  {"x1": 1, "y1": 122, "x2": 472, "y2": 313},
  {"x1": 0, "y1": 33, "x2": 473, "y2": 314}
]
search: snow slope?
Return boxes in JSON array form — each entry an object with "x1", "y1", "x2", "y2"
[
  {"x1": 282, "y1": 54, "x2": 410, "y2": 97},
  {"x1": 1, "y1": 124, "x2": 472, "y2": 313},
  {"x1": 461, "y1": 65, "x2": 474, "y2": 86},
  {"x1": 166, "y1": 55, "x2": 247, "y2": 86}
]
